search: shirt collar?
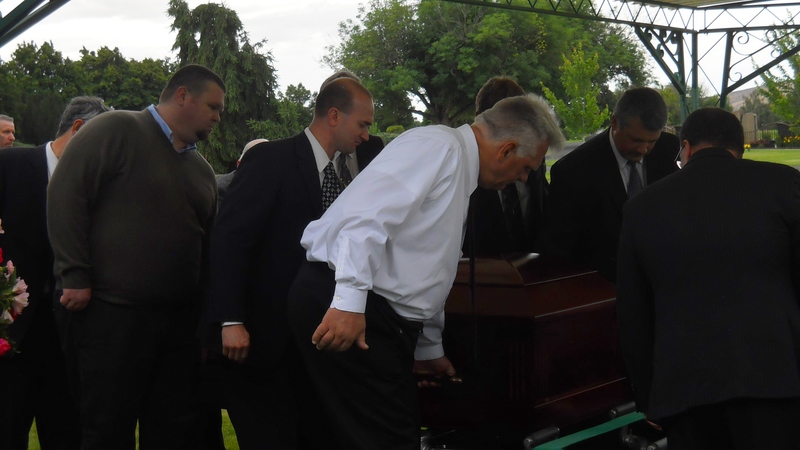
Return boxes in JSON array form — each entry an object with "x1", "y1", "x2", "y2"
[
  {"x1": 609, "y1": 129, "x2": 634, "y2": 171},
  {"x1": 458, "y1": 124, "x2": 480, "y2": 193},
  {"x1": 304, "y1": 127, "x2": 334, "y2": 173},
  {"x1": 45, "y1": 141, "x2": 59, "y2": 180},
  {"x1": 147, "y1": 104, "x2": 197, "y2": 153}
]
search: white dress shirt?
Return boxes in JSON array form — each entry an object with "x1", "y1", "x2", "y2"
[
  {"x1": 334, "y1": 151, "x2": 359, "y2": 180},
  {"x1": 45, "y1": 141, "x2": 59, "y2": 180},
  {"x1": 610, "y1": 131, "x2": 647, "y2": 190},
  {"x1": 301, "y1": 124, "x2": 480, "y2": 360}
]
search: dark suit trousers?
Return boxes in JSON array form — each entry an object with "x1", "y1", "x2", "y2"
[
  {"x1": 58, "y1": 298, "x2": 204, "y2": 450},
  {"x1": 0, "y1": 300, "x2": 80, "y2": 450},
  {"x1": 219, "y1": 352, "x2": 298, "y2": 450},
  {"x1": 664, "y1": 397, "x2": 800, "y2": 450},
  {"x1": 287, "y1": 261, "x2": 422, "y2": 450}
]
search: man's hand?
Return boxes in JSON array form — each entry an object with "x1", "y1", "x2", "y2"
[
  {"x1": 413, "y1": 355, "x2": 456, "y2": 388},
  {"x1": 60, "y1": 288, "x2": 92, "y2": 311},
  {"x1": 222, "y1": 324, "x2": 250, "y2": 363},
  {"x1": 312, "y1": 308, "x2": 368, "y2": 352}
]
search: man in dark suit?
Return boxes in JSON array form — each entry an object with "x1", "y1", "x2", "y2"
[
  {"x1": 542, "y1": 87, "x2": 679, "y2": 281},
  {"x1": 464, "y1": 76, "x2": 548, "y2": 256},
  {"x1": 206, "y1": 77, "x2": 375, "y2": 449},
  {"x1": 616, "y1": 107, "x2": 800, "y2": 449},
  {"x1": 0, "y1": 96, "x2": 109, "y2": 450}
]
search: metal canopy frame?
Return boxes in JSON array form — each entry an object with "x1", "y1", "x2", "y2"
[
  {"x1": 443, "y1": 0, "x2": 800, "y2": 120},
  {"x1": 0, "y1": 0, "x2": 71, "y2": 50}
]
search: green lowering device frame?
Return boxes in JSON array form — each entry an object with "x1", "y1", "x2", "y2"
[{"x1": 533, "y1": 412, "x2": 645, "y2": 449}]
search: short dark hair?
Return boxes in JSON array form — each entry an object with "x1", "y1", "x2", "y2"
[
  {"x1": 314, "y1": 78, "x2": 372, "y2": 118},
  {"x1": 680, "y1": 107, "x2": 744, "y2": 155},
  {"x1": 475, "y1": 77, "x2": 525, "y2": 115},
  {"x1": 55, "y1": 96, "x2": 110, "y2": 138},
  {"x1": 160, "y1": 64, "x2": 226, "y2": 103},
  {"x1": 614, "y1": 87, "x2": 668, "y2": 132}
]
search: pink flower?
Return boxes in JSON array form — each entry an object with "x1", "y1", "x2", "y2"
[
  {"x1": 12, "y1": 277, "x2": 27, "y2": 296},
  {"x1": 1, "y1": 309, "x2": 13, "y2": 324},
  {"x1": 0, "y1": 339, "x2": 10, "y2": 357}
]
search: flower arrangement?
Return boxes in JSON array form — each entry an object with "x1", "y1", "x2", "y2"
[{"x1": 0, "y1": 219, "x2": 29, "y2": 357}]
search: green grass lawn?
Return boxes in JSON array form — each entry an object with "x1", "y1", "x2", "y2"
[
  {"x1": 545, "y1": 146, "x2": 800, "y2": 183},
  {"x1": 742, "y1": 148, "x2": 800, "y2": 167},
  {"x1": 28, "y1": 410, "x2": 240, "y2": 450}
]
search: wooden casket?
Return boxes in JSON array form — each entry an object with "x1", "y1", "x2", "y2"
[{"x1": 419, "y1": 253, "x2": 631, "y2": 448}]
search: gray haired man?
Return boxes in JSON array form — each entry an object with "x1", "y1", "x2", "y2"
[
  {"x1": 0, "y1": 96, "x2": 110, "y2": 450},
  {"x1": 0, "y1": 114, "x2": 15, "y2": 147},
  {"x1": 287, "y1": 93, "x2": 564, "y2": 450}
]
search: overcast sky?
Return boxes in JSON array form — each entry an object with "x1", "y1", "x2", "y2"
[
  {"x1": 1, "y1": 0, "x2": 791, "y2": 103},
  {"x1": 0, "y1": 0, "x2": 364, "y2": 93}
]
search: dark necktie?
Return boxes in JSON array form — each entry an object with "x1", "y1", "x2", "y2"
[
  {"x1": 501, "y1": 183, "x2": 526, "y2": 249},
  {"x1": 338, "y1": 153, "x2": 353, "y2": 188},
  {"x1": 322, "y1": 162, "x2": 341, "y2": 212},
  {"x1": 627, "y1": 160, "x2": 643, "y2": 198}
]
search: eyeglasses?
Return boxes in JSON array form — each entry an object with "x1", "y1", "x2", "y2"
[{"x1": 674, "y1": 144, "x2": 684, "y2": 169}]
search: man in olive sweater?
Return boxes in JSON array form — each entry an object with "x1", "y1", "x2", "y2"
[{"x1": 47, "y1": 64, "x2": 224, "y2": 450}]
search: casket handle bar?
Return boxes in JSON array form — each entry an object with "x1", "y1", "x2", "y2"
[{"x1": 523, "y1": 426, "x2": 560, "y2": 450}]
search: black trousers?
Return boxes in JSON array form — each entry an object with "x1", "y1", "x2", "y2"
[
  {"x1": 219, "y1": 354, "x2": 298, "y2": 450},
  {"x1": 287, "y1": 261, "x2": 422, "y2": 450},
  {"x1": 664, "y1": 397, "x2": 800, "y2": 450},
  {"x1": 58, "y1": 298, "x2": 204, "y2": 450},
  {"x1": 0, "y1": 299, "x2": 80, "y2": 450}
]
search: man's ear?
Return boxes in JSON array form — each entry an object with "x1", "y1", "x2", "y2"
[
  {"x1": 683, "y1": 140, "x2": 694, "y2": 160},
  {"x1": 497, "y1": 141, "x2": 517, "y2": 160},
  {"x1": 327, "y1": 107, "x2": 340, "y2": 126},
  {"x1": 176, "y1": 86, "x2": 189, "y2": 105},
  {"x1": 610, "y1": 114, "x2": 619, "y2": 132},
  {"x1": 71, "y1": 119, "x2": 85, "y2": 134}
]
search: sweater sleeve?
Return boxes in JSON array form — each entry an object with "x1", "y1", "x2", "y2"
[{"x1": 47, "y1": 113, "x2": 128, "y2": 289}]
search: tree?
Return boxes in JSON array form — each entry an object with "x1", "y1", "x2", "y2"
[
  {"x1": 0, "y1": 41, "x2": 83, "y2": 145},
  {"x1": 743, "y1": 87, "x2": 784, "y2": 126},
  {"x1": 168, "y1": 0, "x2": 279, "y2": 172},
  {"x1": 326, "y1": 0, "x2": 650, "y2": 127},
  {"x1": 248, "y1": 83, "x2": 313, "y2": 140},
  {"x1": 760, "y1": 25, "x2": 800, "y2": 134},
  {"x1": 541, "y1": 43, "x2": 609, "y2": 140},
  {"x1": 327, "y1": 0, "x2": 549, "y2": 126},
  {"x1": 76, "y1": 47, "x2": 173, "y2": 111}
]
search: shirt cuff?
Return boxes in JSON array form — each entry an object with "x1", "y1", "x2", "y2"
[
  {"x1": 414, "y1": 314, "x2": 445, "y2": 360},
  {"x1": 222, "y1": 322, "x2": 243, "y2": 326},
  {"x1": 330, "y1": 284, "x2": 368, "y2": 313}
]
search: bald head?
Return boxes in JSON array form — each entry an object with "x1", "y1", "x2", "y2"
[
  {"x1": 314, "y1": 78, "x2": 372, "y2": 120},
  {"x1": 309, "y1": 78, "x2": 374, "y2": 158}
]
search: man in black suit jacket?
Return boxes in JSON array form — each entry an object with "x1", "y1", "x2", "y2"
[
  {"x1": 206, "y1": 77, "x2": 376, "y2": 449},
  {"x1": 464, "y1": 77, "x2": 548, "y2": 256},
  {"x1": 617, "y1": 107, "x2": 800, "y2": 449},
  {"x1": 0, "y1": 97, "x2": 109, "y2": 450},
  {"x1": 542, "y1": 87, "x2": 679, "y2": 281}
]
